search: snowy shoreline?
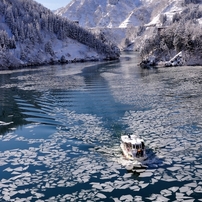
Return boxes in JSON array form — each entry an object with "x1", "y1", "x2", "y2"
[
  {"x1": 140, "y1": 51, "x2": 202, "y2": 69},
  {"x1": 0, "y1": 36, "x2": 119, "y2": 70},
  {"x1": 0, "y1": 55, "x2": 118, "y2": 70}
]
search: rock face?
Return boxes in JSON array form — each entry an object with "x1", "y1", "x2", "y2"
[{"x1": 140, "y1": 55, "x2": 157, "y2": 68}]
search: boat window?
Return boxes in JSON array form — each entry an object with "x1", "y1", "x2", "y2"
[
  {"x1": 126, "y1": 143, "x2": 132, "y2": 148},
  {"x1": 141, "y1": 142, "x2": 145, "y2": 149},
  {"x1": 132, "y1": 144, "x2": 141, "y2": 149}
]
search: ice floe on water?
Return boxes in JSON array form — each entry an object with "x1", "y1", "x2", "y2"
[
  {"x1": 0, "y1": 111, "x2": 123, "y2": 201},
  {"x1": 1, "y1": 104, "x2": 202, "y2": 201},
  {"x1": 1, "y1": 63, "x2": 202, "y2": 201},
  {"x1": 0, "y1": 121, "x2": 13, "y2": 126}
]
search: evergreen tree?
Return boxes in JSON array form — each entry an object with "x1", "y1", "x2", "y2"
[{"x1": 45, "y1": 41, "x2": 54, "y2": 56}]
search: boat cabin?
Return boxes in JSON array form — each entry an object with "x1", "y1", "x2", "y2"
[{"x1": 121, "y1": 134, "x2": 145, "y2": 159}]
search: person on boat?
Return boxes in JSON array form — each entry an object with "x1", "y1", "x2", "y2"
[
  {"x1": 136, "y1": 145, "x2": 143, "y2": 157},
  {"x1": 140, "y1": 149, "x2": 143, "y2": 157},
  {"x1": 136, "y1": 148, "x2": 141, "y2": 157}
]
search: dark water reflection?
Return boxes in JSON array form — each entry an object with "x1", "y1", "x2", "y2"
[{"x1": 0, "y1": 52, "x2": 202, "y2": 201}]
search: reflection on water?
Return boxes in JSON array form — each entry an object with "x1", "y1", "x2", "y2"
[{"x1": 0, "y1": 52, "x2": 202, "y2": 201}]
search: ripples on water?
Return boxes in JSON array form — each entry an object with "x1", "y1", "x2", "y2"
[{"x1": 0, "y1": 53, "x2": 202, "y2": 201}]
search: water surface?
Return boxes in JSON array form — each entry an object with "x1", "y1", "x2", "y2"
[{"x1": 0, "y1": 52, "x2": 202, "y2": 201}]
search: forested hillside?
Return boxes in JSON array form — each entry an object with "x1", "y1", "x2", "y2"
[
  {"x1": 0, "y1": 0, "x2": 120, "y2": 69},
  {"x1": 140, "y1": 0, "x2": 202, "y2": 66}
]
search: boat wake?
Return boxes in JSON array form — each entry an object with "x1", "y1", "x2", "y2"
[{"x1": 94, "y1": 144, "x2": 163, "y2": 173}]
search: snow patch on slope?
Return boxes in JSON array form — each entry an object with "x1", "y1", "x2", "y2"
[
  {"x1": 55, "y1": 0, "x2": 183, "y2": 29},
  {"x1": 55, "y1": 0, "x2": 145, "y2": 28}
]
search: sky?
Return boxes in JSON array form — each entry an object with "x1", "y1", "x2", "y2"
[{"x1": 34, "y1": 0, "x2": 71, "y2": 10}]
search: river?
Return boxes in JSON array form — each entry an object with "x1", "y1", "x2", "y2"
[{"x1": 0, "y1": 52, "x2": 202, "y2": 201}]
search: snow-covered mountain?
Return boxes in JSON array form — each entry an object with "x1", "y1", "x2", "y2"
[
  {"x1": 55, "y1": 0, "x2": 182, "y2": 28},
  {"x1": 0, "y1": 0, "x2": 119, "y2": 70},
  {"x1": 55, "y1": 0, "x2": 146, "y2": 28},
  {"x1": 55, "y1": 0, "x2": 202, "y2": 67},
  {"x1": 54, "y1": 0, "x2": 185, "y2": 51}
]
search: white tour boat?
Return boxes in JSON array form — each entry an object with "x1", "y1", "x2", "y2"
[
  {"x1": 120, "y1": 133, "x2": 147, "y2": 171},
  {"x1": 120, "y1": 133, "x2": 147, "y2": 161}
]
